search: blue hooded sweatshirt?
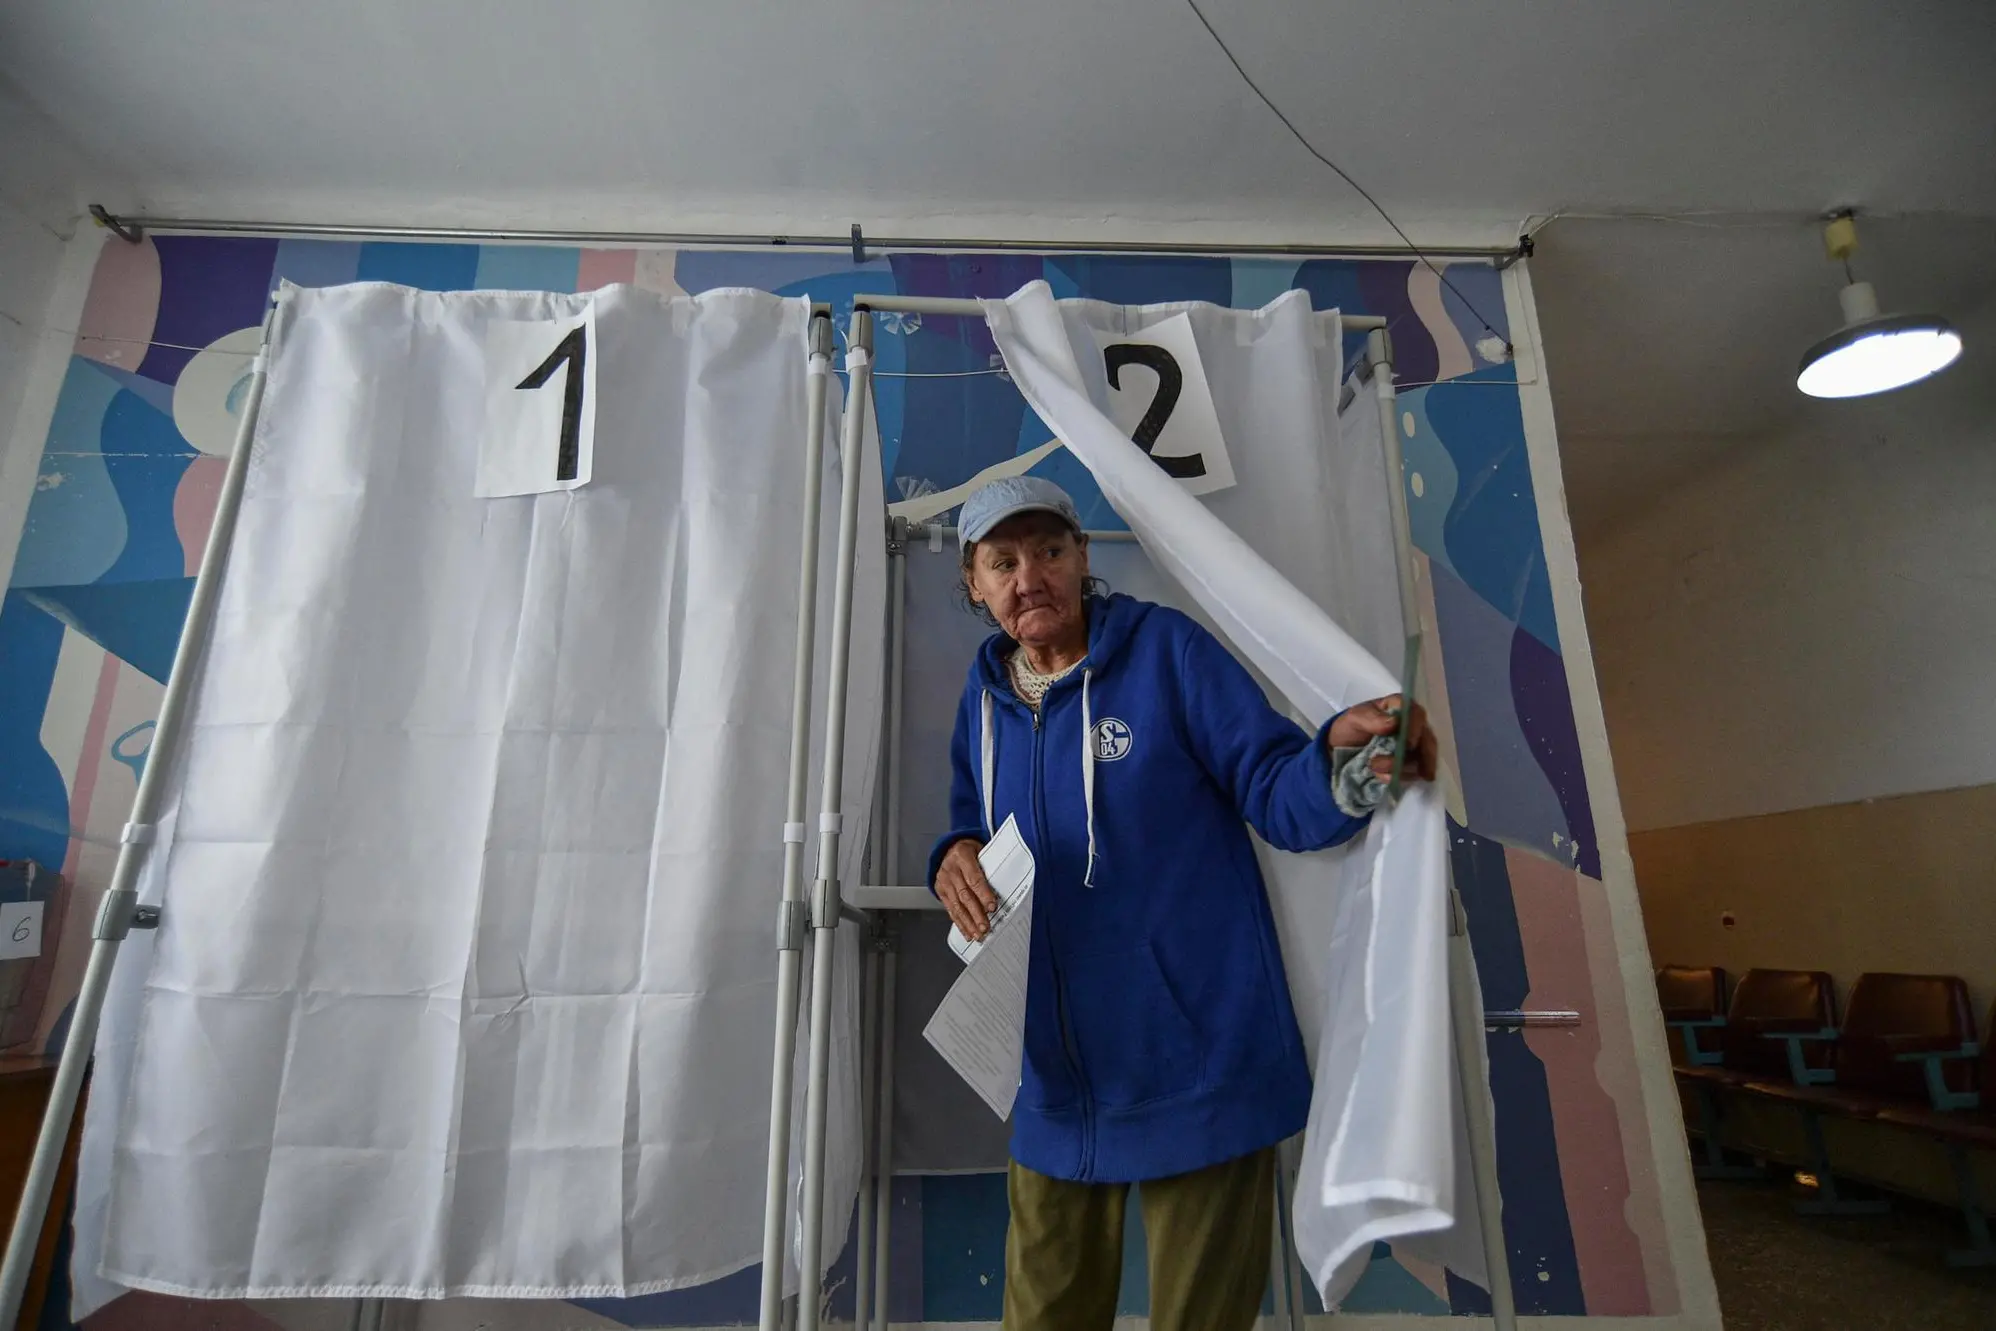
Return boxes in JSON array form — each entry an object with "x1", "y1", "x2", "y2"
[{"x1": 928, "y1": 592, "x2": 1368, "y2": 1183}]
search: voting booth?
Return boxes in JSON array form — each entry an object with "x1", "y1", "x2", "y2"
[
  {"x1": 787, "y1": 288, "x2": 1517, "y2": 1331},
  {"x1": 0, "y1": 250, "x2": 1712, "y2": 1331}
]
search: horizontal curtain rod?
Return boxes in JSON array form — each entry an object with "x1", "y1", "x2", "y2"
[
  {"x1": 87, "y1": 206, "x2": 1525, "y2": 265},
  {"x1": 905, "y1": 523, "x2": 1140, "y2": 545},
  {"x1": 852, "y1": 293, "x2": 1388, "y2": 330}
]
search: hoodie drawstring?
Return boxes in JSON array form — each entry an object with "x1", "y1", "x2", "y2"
[
  {"x1": 982, "y1": 673, "x2": 1098, "y2": 887},
  {"x1": 1081, "y1": 669, "x2": 1097, "y2": 888},
  {"x1": 979, "y1": 689, "x2": 996, "y2": 837}
]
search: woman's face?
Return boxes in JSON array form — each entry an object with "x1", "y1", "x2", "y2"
[{"x1": 967, "y1": 514, "x2": 1091, "y2": 649}]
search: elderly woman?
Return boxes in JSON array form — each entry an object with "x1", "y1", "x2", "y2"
[{"x1": 930, "y1": 476, "x2": 1435, "y2": 1331}]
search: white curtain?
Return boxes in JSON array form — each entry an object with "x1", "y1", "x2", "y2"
[
  {"x1": 984, "y1": 282, "x2": 1484, "y2": 1306},
  {"x1": 74, "y1": 281, "x2": 878, "y2": 1309}
]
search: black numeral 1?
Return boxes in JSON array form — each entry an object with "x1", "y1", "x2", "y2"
[{"x1": 517, "y1": 325, "x2": 587, "y2": 481}]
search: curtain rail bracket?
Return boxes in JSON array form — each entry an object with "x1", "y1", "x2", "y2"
[
  {"x1": 89, "y1": 204, "x2": 144, "y2": 245},
  {"x1": 1493, "y1": 233, "x2": 1534, "y2": 272},
  {"x1": 851, "y1": 223, "x2": 867, "y2": 267}
]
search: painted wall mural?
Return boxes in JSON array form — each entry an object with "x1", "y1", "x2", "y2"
[{"x1": 0, "y1": 236, "x2": 1672, "y2": 1325}]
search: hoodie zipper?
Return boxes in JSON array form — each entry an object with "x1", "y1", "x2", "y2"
[{"x1": 1027, "y1": 689, "x2": 1095, "y2": 1179}]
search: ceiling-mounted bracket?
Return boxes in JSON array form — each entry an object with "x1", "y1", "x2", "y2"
[
  {"x1": 1493, "y1": 232, "x2": 1534, "y2": 272},
  {"x1": 88, "y1": 205, "x2": 144, "y2": 245},
  {"x1": 851, "y1": 223, "x2": 867, "y2": 267}
]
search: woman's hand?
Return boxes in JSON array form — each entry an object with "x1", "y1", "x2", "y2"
[
  {"x1": 1328, "y1": 694, "x2": 1439, "y2": 783},
  {"x1": 935, "y1": 838, "x2": 999, "y2": 942}
]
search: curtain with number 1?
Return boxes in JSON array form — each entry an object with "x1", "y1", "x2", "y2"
[{"x1": 72, "y1": 281, "x2": 880, "y2": 1308}]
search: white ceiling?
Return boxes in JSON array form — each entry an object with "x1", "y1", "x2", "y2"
[
  {"x1": 3, "y1": 0, "x2": 1992, "y2": 521},
  {"x1": 4, "y1": 0, "x2": 1992, "y2": 237},
  {"x1": 1534, "y1": 212, "x2": 1996, "y2": 535}
]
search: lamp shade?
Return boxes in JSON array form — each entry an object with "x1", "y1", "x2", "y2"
[{"x1": 1796, "y1": 281, "x2": 1963, "y2": 399}]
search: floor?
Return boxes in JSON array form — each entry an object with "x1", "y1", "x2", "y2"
[{"x1": 1697, "y1": 1176, "x2": 1996, "y2": 1329}]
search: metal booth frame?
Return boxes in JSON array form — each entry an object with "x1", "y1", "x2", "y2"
[{"x1": 760, "y1": 293, "x2": 1547, "y2": 1331}]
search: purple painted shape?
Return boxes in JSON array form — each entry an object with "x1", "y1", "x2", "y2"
[
  {"x1": 1356, "y1": 261, "x2": 1438, "y2": 387},
  {"x1": 137, "y1": 237, "x2": 280, "y2": 386},
  {"x1": 1510, "y1": 625, "x2": 1600, "y2": 878},
  {"x1": 890, "y1": 1174, "x2": 926, "y2": 1325},
  {"x1": 1429, "y1": 560, "x2": 1569, "y2": 864},
  {"x1": 885, "y1": 253, "x2": 1045, "y2": 358}
]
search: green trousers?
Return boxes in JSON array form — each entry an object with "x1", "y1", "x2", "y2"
[{"x1": 1002, "y1": 1148, "x2": 1274, "y2": 1331}]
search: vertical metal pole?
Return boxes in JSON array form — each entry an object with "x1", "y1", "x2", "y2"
[
  {"x1": 1272, "y1": 1139, "x2": 1307, "y2": 1331},
  {"x1": 852, "y1": 841, "x2": 882, "y2": 1324},
  {"x1": 1364, "y1": 331, "x2": 1421, "y2": 645},
  {"x1": 758, "y1": 313, "x2": 837, "y2": 1331},
  {"x1": 796, "y1": 311, "x2": 875, "y2": 1331},
  {"x1": 852, "y1": 955, "x2": 878, "y2": 1330},
  {"x1": 871, "y1": 519, "x2": 908, "y2": 1331},
  {"x1": 1365, "y1": 330, "x2": 1516, "y2": 1330},
  {"x1": 884, "y1": 522, "x2": 908, "y2": 895},
  {"x1": 1450, "y1": 900, "x2": 1517, "y2": 1328},
  {"x1": 0, "y1": 308, "x2": 277, "y2": 1329},
  {"x1": 869, "y1": 950, "x2": 898, "y2": 1331}
]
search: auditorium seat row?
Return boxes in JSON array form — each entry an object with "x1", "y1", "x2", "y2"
[{"x1": 1656, "y1": 965, "x2": 1993, "y2": 1268}]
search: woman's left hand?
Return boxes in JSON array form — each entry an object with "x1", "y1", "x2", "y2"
[{"x1": 1328, "y1": 694, "x2": 1438, "y2": 783}]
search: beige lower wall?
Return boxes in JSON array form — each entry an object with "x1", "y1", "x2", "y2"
[
  {"x1": 1629, "y1": 782, "x2": 1996, "y2": 1022},
  {"x1": 1679, "y1": 1086, "x2": 1996, "y2": 1213}
]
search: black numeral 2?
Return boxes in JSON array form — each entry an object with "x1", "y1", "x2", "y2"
[
  {"x1": 517, "y1": 325, "x2": 587, "y2": 481},
  {"x1": 1103, "y1": 343, "x2": 1201, "y2": 479}
]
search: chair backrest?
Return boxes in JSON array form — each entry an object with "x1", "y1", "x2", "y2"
[
  {"x1": 1656, "y1": 965, "x2": 1728, "y2": 1021},
  {"x1": 1982, "y1": 1001, "x2": 1996, "y2": 1101},
  {"x1": 1721, "y1": 968, "x2": 1836, "y2": 1077},
  {"x1": 1656, "y1": 965, "x2": 1727, "y2": 1067},
  {"x1": 1835, "y1": 972, "x2": 1977, "y2": 1099},
  {"x1": 1983, "y1": 1001, "x2": 1996, "y2": 1100}
]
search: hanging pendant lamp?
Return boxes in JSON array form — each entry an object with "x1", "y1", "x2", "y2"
[{"x1": 1797, "y1": 213, "x2": 1963, "y2": 399}]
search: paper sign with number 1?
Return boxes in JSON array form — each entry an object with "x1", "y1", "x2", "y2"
[{"x1": 475, "y1": 303, "x2": 599, "y2": 498}]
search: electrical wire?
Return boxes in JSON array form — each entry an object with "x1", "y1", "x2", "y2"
[
  {"x1": 1520, "y1": 209, "x2": 1824, "y2": 242},
  {"x1": 1182, "y1": 0, "x2": 1512, "y2": 356},
  {"x1": 29, "y1": 328, "x2": 254, "y2": 357}
]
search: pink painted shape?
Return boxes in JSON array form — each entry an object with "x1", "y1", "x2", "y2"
[
  {"x1": 1504, "y1": 846, "x2": 1651, "y2": 1315},
  {"x1": 1577, "y1": 871, "x2": 1680, "y2": 1314},
  {"x1": 27, "y1": 654, "x2": 121, "y2": 1056},
  {"x1": 58, "y1": 654, "x2": 118, "y2": 887},
  {"x1": 84, "y1": 1291, "x2": 285, "y2": 1330},
  {"x1": 75, "y1": 239, "x2": 161, "y2": 371},
  {"x1": 1413, "y1": 552, "x2": 1466, "y2": 822},
  {"x1": 1406, "y1": 264, "x2": 1473, "y2": 382},
  {"x1": 173, "y1": 456, "x2": 227, "y2": 575},
  {"x1": 576, "y1": 248, "x2": 638, "y2": 291}
]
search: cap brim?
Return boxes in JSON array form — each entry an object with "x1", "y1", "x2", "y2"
[{"x1": 960, "y1": 502, "x2": 1079, "y2": 546}]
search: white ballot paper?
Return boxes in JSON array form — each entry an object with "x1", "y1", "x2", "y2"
[
  {"x1": 947, "y1": 814, "x2": 1034, "y2": 963},
  {"x1": 926, "y1": 820, "x2": 1037, "y2": 1120}
]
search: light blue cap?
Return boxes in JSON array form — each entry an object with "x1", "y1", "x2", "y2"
[{"x1": 957, "y1": 475, "x2": 1082, "y2": 547}]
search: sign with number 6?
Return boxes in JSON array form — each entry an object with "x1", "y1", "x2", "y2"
[
  {"x1": 475, "y1": 304, "x2": 599, "y2": 498},
  {"x1": 0, "y1": 902, "x2": 42, "y2": 961}
]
